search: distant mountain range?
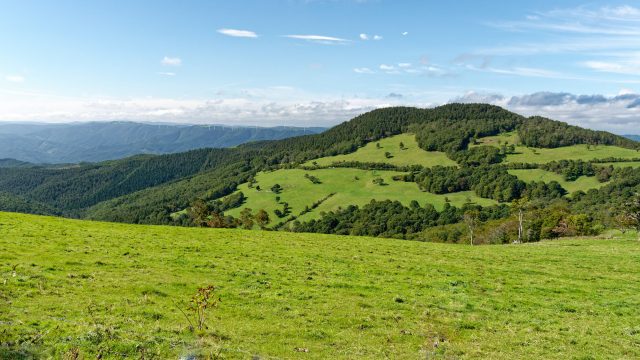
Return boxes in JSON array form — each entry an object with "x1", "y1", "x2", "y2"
[
  {"x1": 625, "y1": 135, "x2": 640, "y2": 142},
  {"x1": 0, "y1": 122, "x2": 325, "y2": 164}
]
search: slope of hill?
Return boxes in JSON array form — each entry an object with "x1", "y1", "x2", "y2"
[
  {"x1": 0, "y1": 122, "x2": 325, "y2": 163},
  {"x1": 2, "y1": 212, "x2": 639, "y2": 359},
  {"x1": 625, "y1": 134, "x2": 640, "y2": 142},
  {"x1": 0, "y1": 104, "x2": 639, "y2": 243}
]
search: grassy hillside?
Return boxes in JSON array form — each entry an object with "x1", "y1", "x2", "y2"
[
  {"x1": 303, "y1": 133, "x2": 456, "y2": 168},
  {"x1": 508, "y1": 169, "x2": 606, "y2": 194},
  {"x1": 225, "y1": 168, "x2": 495, "y2": 226},
  {"x1": 474, "y1": 132, "x2": 640, "y2": 164},
  {"x1": 2, "y1": 212, "x2": 640, "y2": 359}
]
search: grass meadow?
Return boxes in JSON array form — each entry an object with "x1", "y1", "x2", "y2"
[
  {"x1": 303, "y1": 133, "x2": 457, "y2": 168},
  {"x1": 226, "y1": 168, "x2": 495, "y2": 225},
  {"x1": 2, "y1": 212, "x2": 640, "y2": 358}
]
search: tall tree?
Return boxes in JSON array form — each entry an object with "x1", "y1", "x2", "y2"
[
  {"x1": 463, "y1": 210, "x2": 480, "y2": 246},
  {"x1": 511, "y1": 197, "x2": 529, "y2": 243}
]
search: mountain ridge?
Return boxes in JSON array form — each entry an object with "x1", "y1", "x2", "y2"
[{"x1": 0, "y1": 122, "x2": 325, "y2": 163}]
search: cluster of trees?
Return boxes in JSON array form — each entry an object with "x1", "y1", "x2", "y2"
[
  {"x1": 402, "y1": 165, "x2": 528, "y2": 202},
  {"x1": 291, "y1": 199, "x2": 510, "y2": 239},
  {"x1": 541, "y1": 160, "x2": 596, "y2": 181},
  {"x1": 291, "y1": 195, "x2": 616, "y2": 244},
  {"x1": 304, "y1": 173, "x2": 321, "y2": 184},
  {"x1": 518, "y1": 116, "x2": 640, "y2": 149},
  {"x1": 186, "y1": 198, "x2": 270, "y2": 230}
]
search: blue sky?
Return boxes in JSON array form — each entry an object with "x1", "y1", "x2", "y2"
[{"x1": 2, "y1": 0, "x2": 640, "y2": 133}]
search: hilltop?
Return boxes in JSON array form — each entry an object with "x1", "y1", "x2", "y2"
[{"x1": 2, "y1": 211, "x2": 639, "y2": 358}]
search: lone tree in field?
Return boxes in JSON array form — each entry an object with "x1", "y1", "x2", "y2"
[
  {"x1": 255, "y1": 209, "x2": 270, "y2": 229},
  {"x1": 463, "y1": 210, "x2": 480, "y2": 246},
  {"x1": 511, "y1": 197, "x2": 529, "y2": 243},
  {"x1": 239, "y1": 208, "x2": 254, "y2": 229}
]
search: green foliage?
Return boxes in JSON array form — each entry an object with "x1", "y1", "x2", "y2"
[{"x1": 518, "y1": 116, "x2": 640, "y2": 149}]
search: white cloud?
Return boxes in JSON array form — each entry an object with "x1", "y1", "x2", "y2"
[
  {"x1": 401, "y1": 31, "x2": 408, "y2": 36},
  {"x1": 582, "y1": 59, "x2": 640, "y2": 75},
  {"x1": 379, "y1": 64, "x2": 394, "y2": 71},
  {"x1": 2, "y1": 88, "x2": 640, "y2": 132},
  {"x1": 161, "y1": 56, "x2": 182, "y2": 66},
  {"x1": 373, "y1": 35, "x2": 382, "y2": 40},
  {"x1": 158, "y1": 72, "x2": 176, "y2": 76},
  {"x1": 359, "y1": 33, "x2": 369, "y2": 40},
  {"x1": 284, "y1": 34, "x2": 349, "y2": 43},
  {"x1": 398, "y1": 63, "x2": 411, "y2": 68},
  {"x1": 353, "y1": 67, "x2": 374, "y2": 74},
  {"x1": 217, "y1": 28, "x2": 258, "y2": 38},
  {"x1": 5, "y1": 75, "x2": 25, "y2": 83}
]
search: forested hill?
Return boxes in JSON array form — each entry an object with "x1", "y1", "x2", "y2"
[
  {"x1": 0, "y1": 122, "x2": 325, "y2": 163},
  {"x1": 0, "y1": 104, "x2": 637, "y2": 227}
]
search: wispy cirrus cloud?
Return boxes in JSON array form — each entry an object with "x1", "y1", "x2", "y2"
[
  {"x1": 217, "y1": 28, "x2": 258, "y2": 38},
  {"x1": 284, "y1": 34, "x2": 349, "y2": 44},
  {"x1": 461, "y1": 5, "x2": 640, "y2": 80}
]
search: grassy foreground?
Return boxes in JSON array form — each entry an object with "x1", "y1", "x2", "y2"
[{"x1": 2, "y1": 212, "x2": 640, "y2": 359}]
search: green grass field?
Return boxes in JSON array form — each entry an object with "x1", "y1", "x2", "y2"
[
  {"x1": 508, "y1": 169, "x2": 606, "y2": 194},
  {"x1": 597, "y1": 161, "x2": 640, "y2": 168},
  {"x1": 304, "y1": 133, "x2": 457, "y2": 168},
  {"x1": 226, "y1": 168, "x2": 495, "y2": 225},
  {"x1": 473, "y1": 132, "x2": 520, "y2": 147},
  {"x1": 474, "y1": 131, "x2": 640, "y2": 164},
  {"x1": 2, "y1": 212, "x2": 640, "y2": 359},
  {"x1": 505, "y1": 144, "x2": 640, "y2": 164}
]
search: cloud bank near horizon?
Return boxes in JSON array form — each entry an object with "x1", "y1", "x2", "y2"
[{"x1": 1, "y1": 89, "x2": 640, "y2": 134}]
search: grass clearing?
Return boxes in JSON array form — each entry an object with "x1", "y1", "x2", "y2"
[
  {"x1": 304, "y1": 133, "x2": 456, "y2": 168},
  {"x1": 505, "y1": 144, "x2": 640, "y2": 164},
  {"x1": 2, "y1": 212, "x2": 640, "y2": 358},
  {"x1": 597, "y1": 161, "x2": 640, "y2": 168},
  {"x1": 474, "y1": 132, "x2": 640, "y2": 164},
  {"x1": 226, "y1": 168, "x2": 495, "y2": 225},
  {"x1": 508, "y1": 169, "x2": 607, "y2": 194}
]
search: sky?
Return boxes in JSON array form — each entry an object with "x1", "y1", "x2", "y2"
[{"x1": 2, "y1": 0, "x2": 640, "y2": 133}]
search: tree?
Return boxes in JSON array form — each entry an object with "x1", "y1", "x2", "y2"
[
  {"x1": 621, "y1": 194, "x2": 640, "y2": 238},
  {"x1": 463, "y1": 210, "x2": 480, "y2": 246},
  {"x1": 255, "y1": 209, "x2": 270, "y2": 229},
  {"x1": 239, "y1": 208, "x2": 254, "y2": 229},
  {"x1": 511, "y1": 197, "x2": 529, "y2": 243},
  {"x1": 399, "y1": 141, "x2": 406, "y2": 150},
  {"x1": 188, "y1": 199, "x2": 209, "y2": 227},
  {"x1": 271, "y1": 184, "x2": 282, "y2": 194}
]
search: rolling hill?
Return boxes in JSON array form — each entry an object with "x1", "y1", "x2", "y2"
[
  {"x1": 0, "y1": 122, "x2": 325, "y2": 163},
  {"x1": 2, "y1": 211, "x2": 640, "y2": 358},
  {"x1": 0, "y1": 104, "x2": 638, "y2": 243}
]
